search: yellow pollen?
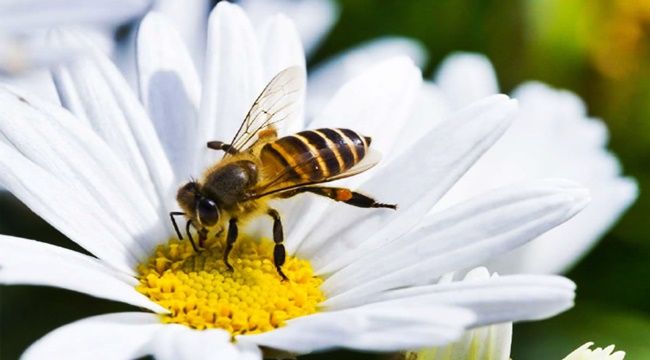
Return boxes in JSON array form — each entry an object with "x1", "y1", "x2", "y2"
[{"x1": 136, "y1": 236, "x2": 325, "y2": 335}]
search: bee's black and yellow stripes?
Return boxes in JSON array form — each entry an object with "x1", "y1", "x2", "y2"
[{"x1": 260, "y1": 128, "x2": 370, "y2": 183}]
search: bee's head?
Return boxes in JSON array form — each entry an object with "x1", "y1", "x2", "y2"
[{"x1": 177, "y1": 181, "x2": 221, "y2": 227}]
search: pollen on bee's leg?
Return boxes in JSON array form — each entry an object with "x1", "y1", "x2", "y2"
[
  {"x1": 136, "y1": 236, "x2": 325, "y2": 336},
  {"x1": 335, "y1": 189, "x2": 353, "y2": 201}
]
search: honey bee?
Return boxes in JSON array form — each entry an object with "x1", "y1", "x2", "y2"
[{"x1": 169, "y1": 66, "x2": 396, "y2": 280}]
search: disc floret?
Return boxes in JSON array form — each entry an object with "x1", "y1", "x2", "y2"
[{"x1": 137, "y1": 237, "x2": 324, "y2": 335}]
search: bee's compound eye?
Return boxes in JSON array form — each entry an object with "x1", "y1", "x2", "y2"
[{"x1": 197, "y1": 198, "x2": 219, "y2": 226}]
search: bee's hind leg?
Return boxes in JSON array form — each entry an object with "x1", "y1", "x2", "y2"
[
  {"x1": 280, "y1": 186, "x2": 397, "y2": 210},
  {"x1": 223, "y1": 218, "x2": 238, "y2": 271},
  {"x1": 268, "y1": 208, "x2": 288, "y2": 281}
]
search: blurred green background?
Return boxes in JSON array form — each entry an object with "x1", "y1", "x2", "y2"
[{"x1": 1, "y1": 0, "x2": 649, "y2": 358}]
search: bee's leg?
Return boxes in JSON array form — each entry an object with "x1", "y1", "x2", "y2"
[
  {"x1": 223, "y1": 218, "x2": 238, "y2": 271},
  {"x1": 206, "y1": 141, "x2": 238, "y2": 155},
  {"x1": 198, "y1": 228, "x2": 208, "y2": 248},
  {"x1": 169, "y1": 211, "x2": 185, "y2": 240},
  {"x1": 279, "y1": 187, "x2": 397, "y2": 210},
  {"x1": 268, "y1": 208, "x2": 288, "y2": 281},
  {"x1": 185, "y1": 220, "x2": 201, "y2": 252}
]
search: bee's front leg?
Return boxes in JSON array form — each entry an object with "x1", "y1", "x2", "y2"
[
  {"x1": 169, "y1": 211, "x2": 186, "y2": 240},
  {"x1": 198, "y1": 227, "x2": 208, "y2": 248},
  {"x1": 268, "y1": 208, "x2": 288, "y2": 281},
  {"x1": 185, "y1": 220, "x2": 200, "y2": 253},
  {"x1": 223, "y1": 218, "x2": 238, "y2": 271}
]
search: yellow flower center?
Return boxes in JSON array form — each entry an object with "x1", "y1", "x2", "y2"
[{"x1": 136, "y1": 236, "x2": 325, "y2": 335}]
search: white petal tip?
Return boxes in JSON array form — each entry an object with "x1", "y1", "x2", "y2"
[
  {"x1": 543, "y1": 179, "x2": 592, "y2": 220},
  {"x1": 501, "y1": 95, "x2": 518, "y2": 109},
  {"x1": 475, "y1": 93, "x2": 515, "y2": 107},
  {"x1": 463, "y1": 267, "x2": 491, "y2": 280},
  {"x1": 209, "y1": 0, "x2": 247, "y2": 26},
  {"x1": 564, "y1": 186, "x2": 591, "y2": 214},
  {"x1": 465, "y1": 94, "x2": 518, "y2": 127},
  {"x1": 140, "y1": 11, "x2": 166, "y2": 27},
  {"x1": 270, "y1": 12, "x2": 292, "y2": 24},
  {"x1": 213, "y1": 1, "x2": 241, "y2": 14},
  {"x1": 441, "y1": 52, "x2": 494, "y2": 69}
]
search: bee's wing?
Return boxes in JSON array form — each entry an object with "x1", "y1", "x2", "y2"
[
  {"x1": 225, "y1": 66, "x2": 306, "y2": 158},
  {"x1": 251, "y1": 149, "x2": 382, "y2": 199}
]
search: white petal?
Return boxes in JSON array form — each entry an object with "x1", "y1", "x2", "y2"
[
  {"x1": 377, "y1": 274, "x2": 576, "y2": 327},
  {"x1": 152, "y1": 0, "x2": 210, "y2": 67},
  {"x1": 137, "y1": 12, "x2": 201, "y2": 182},
  {"x1": 241, "y1": 300, "x2": 475, "y2": 354},
  {"x1": 24, "y1": 312, "x2": 254, "y2": 360},
  {"x1": 284, "y1": 57, "x2": 422, "y2": 254},
  {"x1": 302, "y1": 95, "x2": 517, "y2": 273},
  {"x1": 0, "y1": 89, "x2": 163, "y2": 270},
  {"x1": 0, "y1": 0, "x2": 149, "y2": 33},
  {"x1": 258, "y1": 14, "x2": 306, "y2": 80},
  {"x1": 197, "y1": 2, "x2": 263, "y2": 170},
  {"x1": 391, "y1": 82, "x2": 451, "y2": 158},
  {"x1": 439, "y1": 81, "x2": 638, "y2": 274},
  {"x1": 405, "y1": 269, "x2": 511, "y2": 360},
  {"x1": 22, "y1": 313, "x2": 162, "y2": 360},
  {"x1": 258, "y1": 13, "x2": 306, "y2": 135},
  {"x1": 0, "y1": 71, "x2": 58, "y2": 104},
  {"x1": 417, "y1": 322, "x2": 512, "y2": 360},
  {"x1": 307, "y1": 37, "x2": 428, "y2": 118},
  {"x1": 435, "y1": 52, "x2": 499, "y2": 109},
  {"x1": 322, "y1": 179, "x2": 588, "y2": 308},
  {"x1": 50, "y1": 30, "x2": 175, "y2": 212},
  {"x1": 311, "y1": 56, "x2": 422, "y2": 153},
  {"x1": 0, "y1": 142, "x2": 134, "y2": 273},
  {"x1": 0, "y1": 27, "x2": 111, "y2": 73},
  {"x1": 489, "y1": 177, "x2": 636, "y2": 275},
  {"x1": 491, "y1": 323, "x2": 513, "y2": 360},
  {"x1": 236, "y1": 342, "x2": 264, "y2": 360},
  {"x1": 240, "y1": 0, "x2": 339, "y2": 55},
  {"x1": 0, "y1": 236, "x2": 164, "y2": 313},
  {"x1": 147, "y1": 326, "x2": 257, "y2": 360}
]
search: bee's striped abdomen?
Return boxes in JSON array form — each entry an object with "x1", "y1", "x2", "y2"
[{"x1": 260, "y1": 128, "x2": 370, "y2": 182}]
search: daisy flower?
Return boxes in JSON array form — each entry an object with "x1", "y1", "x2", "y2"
[
  {"x1": 563, "y1": 342, "x2": 626, "y2": 360},
  {"x1": 1, "y1": 4, "x2": 587, "y2": 359}
]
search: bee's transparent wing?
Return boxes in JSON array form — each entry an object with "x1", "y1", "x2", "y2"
[
  {"x1": 225, "y1": 66, "x2": 306, "y2": 157},
  {"x1": 252, "y1": 148, "x2": 382, "y2": 199}
]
